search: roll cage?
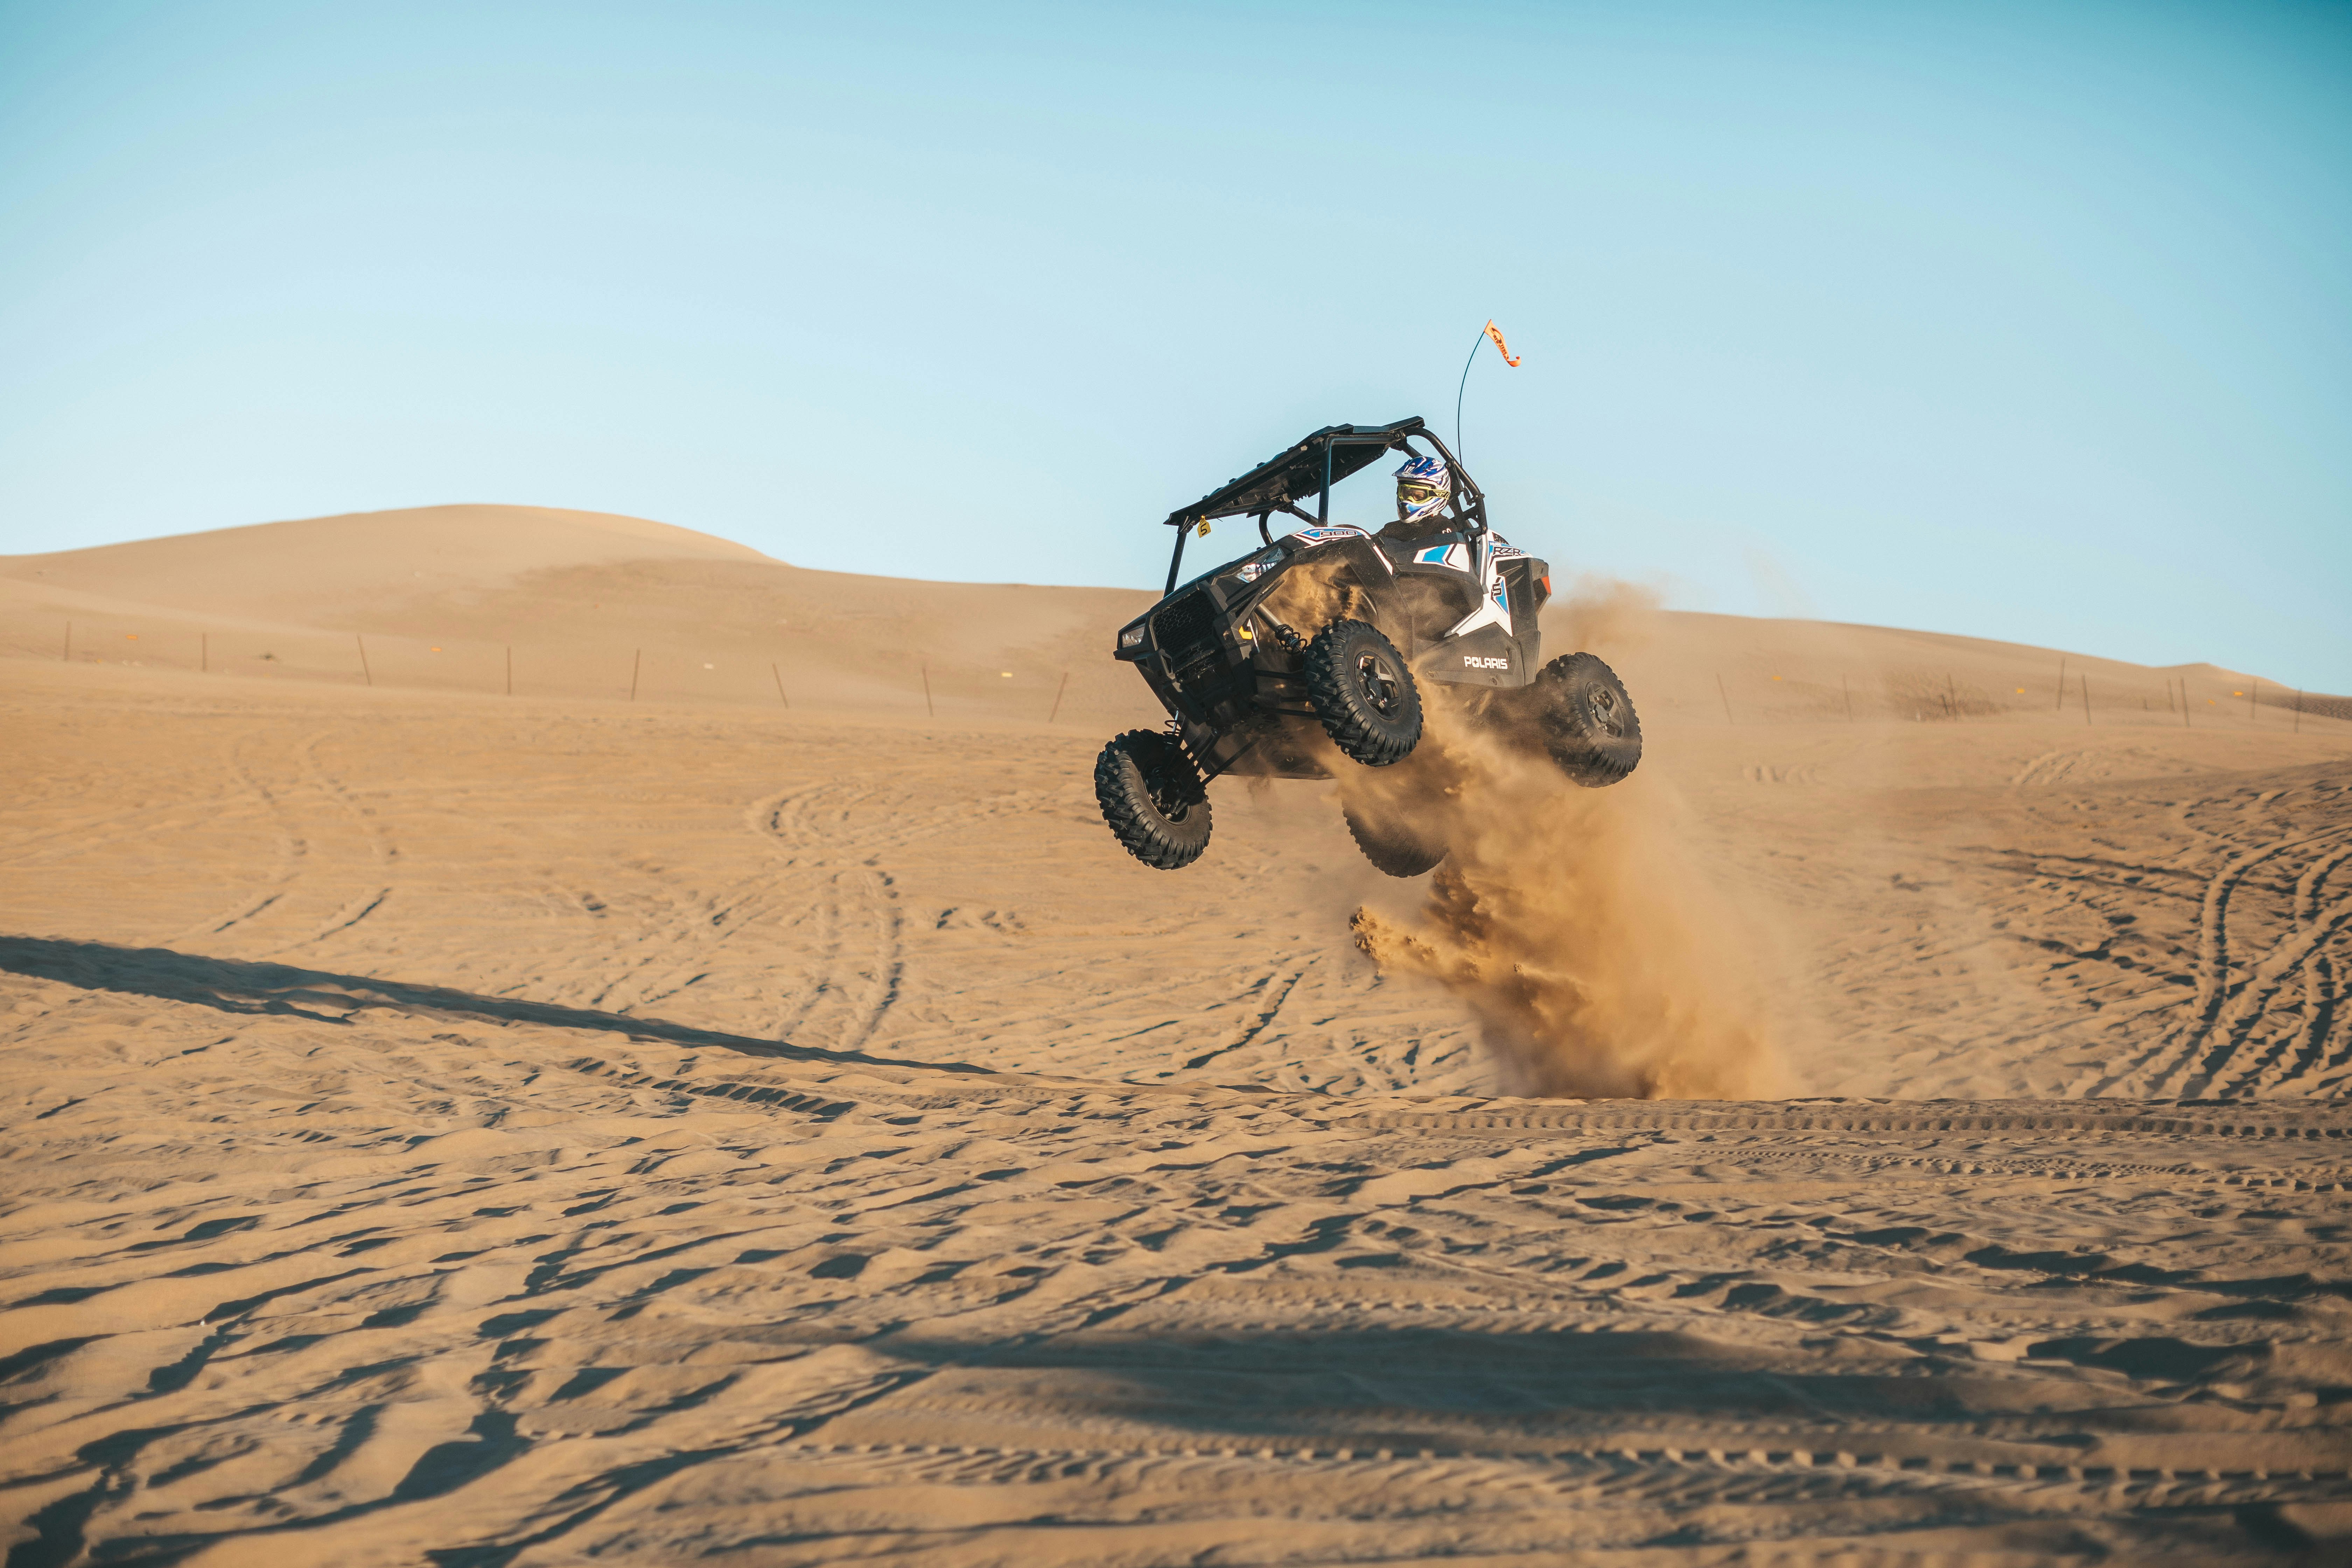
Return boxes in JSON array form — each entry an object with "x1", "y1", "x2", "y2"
[{"x1": 1158, "y1": 416, "x2": 1487, "y2": 595}]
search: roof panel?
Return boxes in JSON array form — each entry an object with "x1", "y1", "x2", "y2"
[{"x1": 1164, "y1": 418, "x2": 1427, "y2": 526}]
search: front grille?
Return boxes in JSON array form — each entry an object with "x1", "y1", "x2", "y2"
[
  {"x1": 1176, "y1": 649, "x2": 1226, "y2": 691},
  {"x1": 1152, "y1": 588, "x2": 1216, "y2": 655}
]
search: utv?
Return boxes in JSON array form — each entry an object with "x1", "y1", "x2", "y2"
[{"x1": 1095, "y1": 415, "x2": 1641, "y2": 872}]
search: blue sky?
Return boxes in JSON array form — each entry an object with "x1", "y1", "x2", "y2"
[{"x1": 3, "y1": 1, "x2": 2347, "y2": 688}]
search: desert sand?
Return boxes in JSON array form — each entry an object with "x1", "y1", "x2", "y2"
[{"x1": 3, "y1": 506, "x2": 2350, "y2": 1564}]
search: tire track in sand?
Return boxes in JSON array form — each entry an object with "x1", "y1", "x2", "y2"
[
  {"x1": 2197, "y1": 832, "x2": 2352, "y2": 1096},
  {"x1": 747, "y1": 786, "x2": 908, "y2": 1053},
  {"x1": 2090, "y1": 795, "x2": 2346, "y2": 1096},
  {"x1": 181, "y1": 729, "x2": 312, "y2": 942}
]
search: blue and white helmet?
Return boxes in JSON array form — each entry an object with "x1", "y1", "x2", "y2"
[{"x1": 1394, "y1": 454, "x2": 1452, "y2": 524}]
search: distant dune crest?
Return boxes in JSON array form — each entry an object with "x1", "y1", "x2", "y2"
[{"x1": 2, "y1": 506, "x2": 2331, "y2": 727}]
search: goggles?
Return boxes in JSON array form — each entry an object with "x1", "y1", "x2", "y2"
[{"x1": 1397, "y1": 479, "x2": 1450, "y2": 522}]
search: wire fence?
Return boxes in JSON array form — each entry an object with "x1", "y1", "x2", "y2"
[
  {"x1": 1646, "y1": 663, "x2": 2343, "y2": 738},
  {"x1": 6, "y1": 612, "x2": 2347, "y2": 733},
  {"x1": 1689, "y1": 661, "x2": 2351, "y2": 731},
  {"x1": 0, "y1": 614, "x2": 1157, "y2": 726}
]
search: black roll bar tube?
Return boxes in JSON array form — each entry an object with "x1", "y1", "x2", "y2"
[{"x1": 1315, "y1": 430, "x2": 1419, "y2": 530}]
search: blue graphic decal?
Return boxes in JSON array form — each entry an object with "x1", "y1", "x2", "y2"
[{"x1": 1289, "y1": 526, "x2": 1368, "y2": 547}]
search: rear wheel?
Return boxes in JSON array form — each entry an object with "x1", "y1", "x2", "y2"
[
  {"x1": 1304, "y1": 619, "x2": 1421, "y2": 766},
  {"x1": 1341, "y1": 804, "x2": 1447, "y2": 877},
  {"x1": 1531, "y1": 652, "x2": 1642, "y2": 786},
  {"x1": 1095, "y1": 729, "x2": 1213, "y2": 868}
]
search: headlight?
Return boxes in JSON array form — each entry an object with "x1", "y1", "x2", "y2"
[
  {"x1": 1119, "y1": 625, "x2": 1146, "y2": 650},
  {"x1": 1231, "y1": 545, "x2": 1286, "y2": 585}
]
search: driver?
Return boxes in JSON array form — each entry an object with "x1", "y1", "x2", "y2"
[{"x1": 1379, "y1": 454, "x2": 1453, "y2": 542}]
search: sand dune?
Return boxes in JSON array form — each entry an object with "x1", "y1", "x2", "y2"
[
  {"x1": 0, "y1": 505, "x2": 770, "y2": 621},
  {"x1": 0, "y1": 506, "x2": 1168, "y2": 720},
  {"x1": 5, "y1": 504, "x2": 2336, "y2": 729},
  {"x1": 4, "y1": 509, "x2": 2350, "y2": 1563}
]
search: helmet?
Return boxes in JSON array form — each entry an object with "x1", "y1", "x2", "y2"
[{"x1": 1394, "y1": 454, "x2": 1451, "y2": 525}]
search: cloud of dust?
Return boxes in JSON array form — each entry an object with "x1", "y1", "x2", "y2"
[
  {"x1": 1556, "y1": 576, "x2": 1664, "y2": 654},
  {"x1": 1256, "y1": 555, "x2": 1365, "y2": 634},
  {"x1": 1742, "y1": 546, "x2": 1821, "y2": 621},
  {"x1": 1344, "y1": 580, "x2": 1794, "y2": 1099}
]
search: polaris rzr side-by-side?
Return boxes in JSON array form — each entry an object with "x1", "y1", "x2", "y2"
[{"x1": 1095, "y1": 415, "x2": 1642, "y2": 872}]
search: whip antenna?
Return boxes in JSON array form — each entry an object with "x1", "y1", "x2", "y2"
[{"x1": 1454, "y1": 318, "x2": 1522, "y2": 463}]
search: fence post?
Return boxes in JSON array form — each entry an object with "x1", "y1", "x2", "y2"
[
  {"x1": 356, "y1": 635, "x2": 372, "y2": 687},
  {"x1": 2249, "y1": 680, "x2": 2258, "y2": 724},
  {"x1": 2054, "y1": 656, "x2": 2066, "y2": 710},
  {"x1": 1716, "y1": 673, "x2": 1734, "y2": 724},
  {"x1": 2080, "y1": 673, "x2": 2092, "y2": 726},
  {"x1": 1842, "y1": 673, "x2": 1852, "y2": 722},
  {"x1": 1048, "y1": 671, "x2": 1069, "y2": 723},
  {"x1": 771, "y1": 662, "x2": 790, "y2": 707},
  {"x1": 2181, "y1": 679, "x2": 2191, "y2": 728},
  {"x1": 2295, "y1": 690, "x2": 2302, "y2": 734},
  {"x1": 62, "y1": 621, "x2": 70, "y2": 662},
  {"x1": 921, "y1": 661, "x2": 934, "y2": 718},
  {"x1": 630, "y1": 649, "x2": 641, "y2": 702}
]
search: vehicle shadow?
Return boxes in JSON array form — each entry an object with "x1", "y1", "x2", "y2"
[{"x1": 0, "y1": 933, "x2": 993, "y2": 1077}]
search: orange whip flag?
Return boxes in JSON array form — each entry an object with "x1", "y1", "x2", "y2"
[
  {"x1": 1483, "y1": 319, "x2": 1522, "y2": 367},
  {"x1": 1457, "y1": 318, "x2": 1524, "y2": 461}
]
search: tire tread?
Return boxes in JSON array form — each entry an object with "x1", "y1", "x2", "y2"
[
  {"x1": 1534, "y1": 652, "x2": 1642, "y2": 787},
  {"x1": 1304, "y1": 619, "x2": 1422, "y2": 767},
  {"x1": 1095, "y1": 730, "x2": 1213, "y2": 869},
  {"x1": 1342, "y1": 805, "x2": 1447, "y2": 877}
]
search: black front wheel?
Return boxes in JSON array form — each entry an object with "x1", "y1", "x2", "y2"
[
  {"x1": 1304, "y1": 619, "x2": 1422, "y2": 767},
  {"x1": 1095, "y1": 729, "x2": 1213, "y2": 869},
  {"x1": 1531, "y1": 652, "x2": 1642, "y2": 786}
]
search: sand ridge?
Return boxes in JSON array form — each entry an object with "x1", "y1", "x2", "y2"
[{"x1": 6, "y1": 504, "x2": 2338, "y2": 731}]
